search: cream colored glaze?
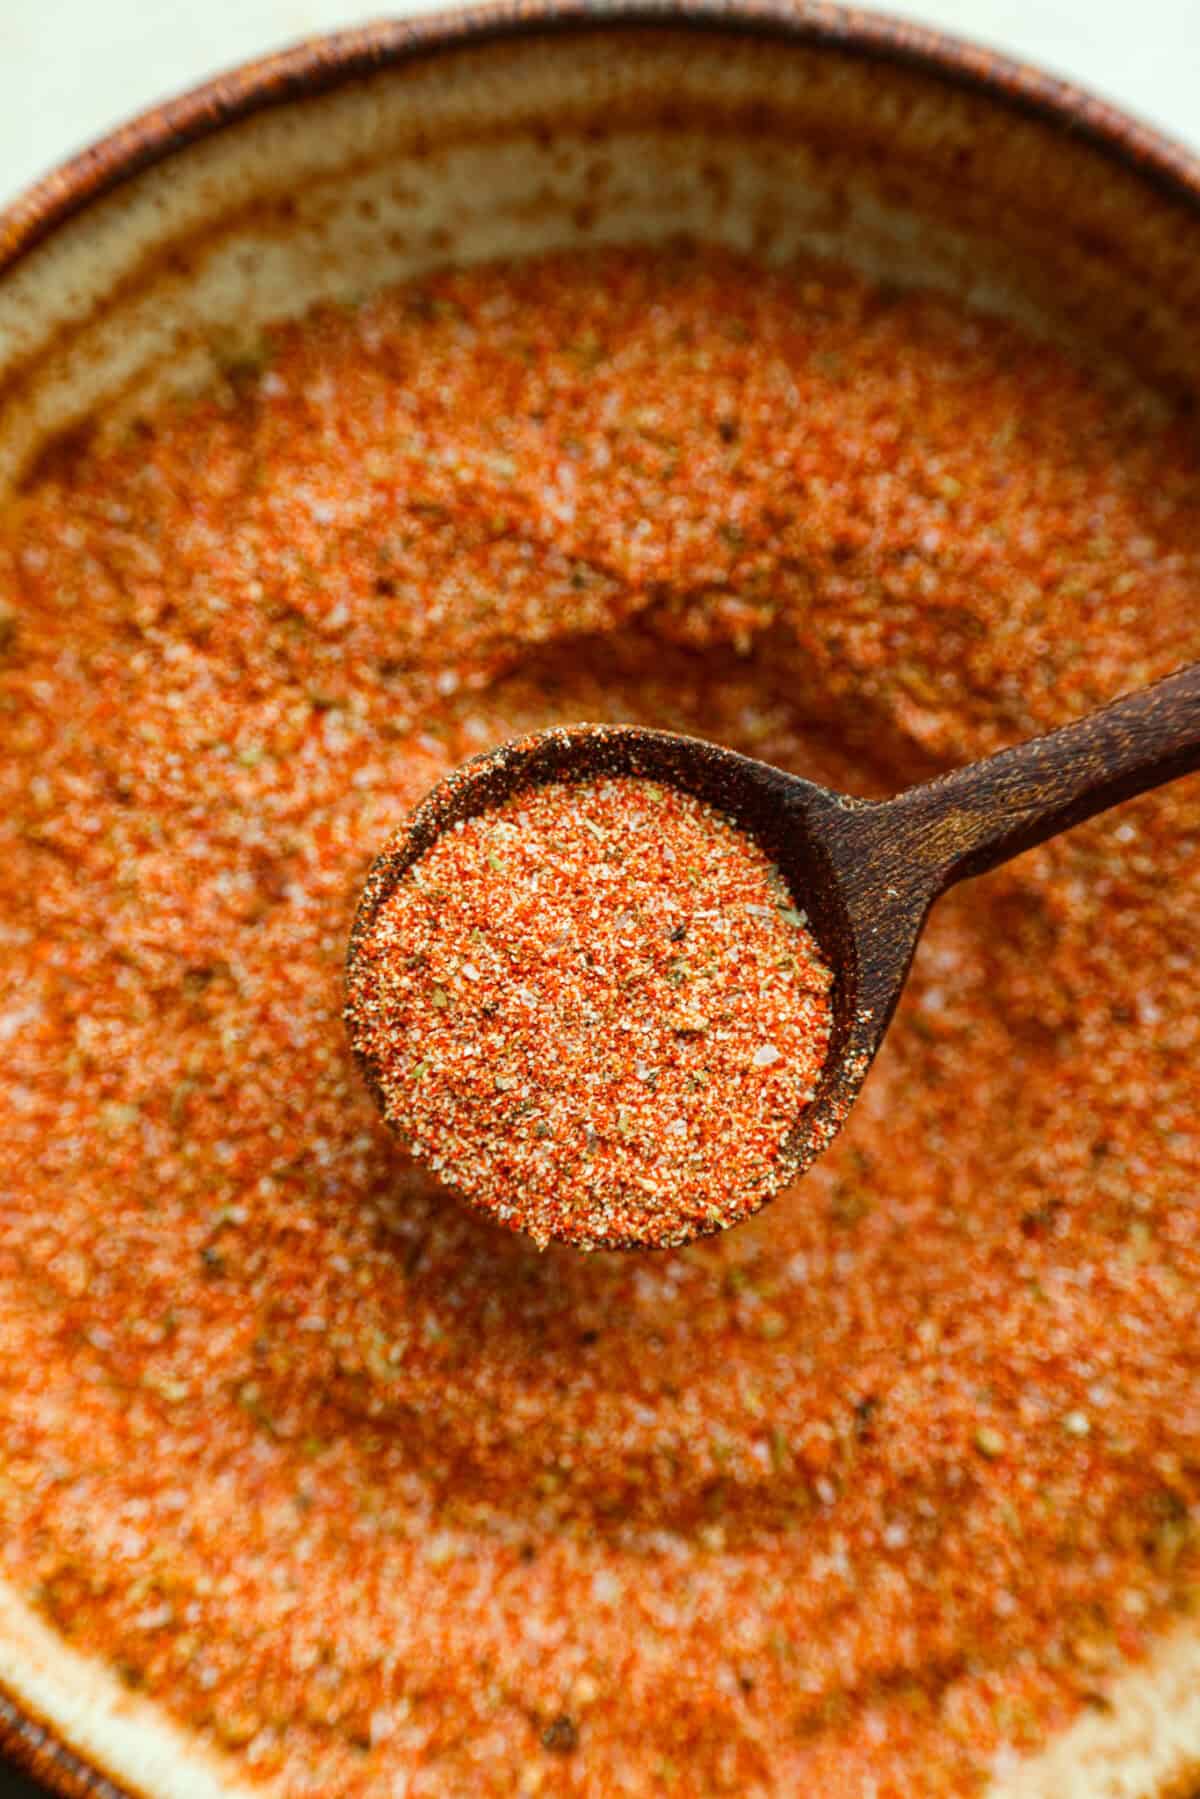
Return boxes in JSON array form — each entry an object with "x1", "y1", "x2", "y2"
[{"x1": 3, "y1": 30, "x2": 1200, "y2": 499}]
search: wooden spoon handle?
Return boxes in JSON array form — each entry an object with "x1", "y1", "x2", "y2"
[{"x1": 871, "y1": 660, "x2": 1200, "y2": 896}]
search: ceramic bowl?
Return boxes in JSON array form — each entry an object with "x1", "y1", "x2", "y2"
[{"x1": 1, "y1": 6, "x2": 1198, "y2": 1793}]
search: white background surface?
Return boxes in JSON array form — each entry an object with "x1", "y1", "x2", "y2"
[{"x1": 2, "y1": 0, "x2": 1199, "y2": 209}]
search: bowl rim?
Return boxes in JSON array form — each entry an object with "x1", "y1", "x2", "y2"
[
  {"x1": 3, "y1": 0, "x2": 1200, "y2": 278},
  {"x1": 1, "y1": 3, "x2": 1199, "y2": 1795}
]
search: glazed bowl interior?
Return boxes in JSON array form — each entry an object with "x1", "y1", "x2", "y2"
[
  {"x1": 2, "y1": 11, "x2": 1200, "y2": 1797},
  {"x1": 2, "y1": 17, "x2": 1200, "y2": 504}
]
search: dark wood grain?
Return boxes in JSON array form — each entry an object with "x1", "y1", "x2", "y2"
[
  {"x1": 776, "y1": 659, "x2": 1200, "y2": 1208},
  {"x1": 837, "y1": 659, "x2": 1200, "y2": 899}
]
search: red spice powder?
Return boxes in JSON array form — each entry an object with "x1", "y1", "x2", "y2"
[
  {"x1": 0, "y1": 246, "x2": 1196, "y2": 1797},
  {"x1": 347, "y1": 774, "x2": 832, "y2": 1249}
]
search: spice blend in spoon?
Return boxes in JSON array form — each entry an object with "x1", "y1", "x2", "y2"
[{"x1": 347, "y1": 774, "x2": 833, "y2": 1248}]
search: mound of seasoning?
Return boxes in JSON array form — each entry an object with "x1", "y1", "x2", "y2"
[
  {"x1": 2, "y1": 244, "x2": 1200, "y2": 1797},
  {"x1": 347, "y1": 775, "x2": 834, "y2": 1248}
]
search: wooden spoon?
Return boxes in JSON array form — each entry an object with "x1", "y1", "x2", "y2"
[{"x1": 346, "y1": 662, "x2": 1200, "y2": 1246}]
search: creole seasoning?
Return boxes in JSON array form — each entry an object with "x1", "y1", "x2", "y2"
[
  {"x1": 347, "y1": 774, "x2": 832, "y2": 1249},
  {"x1": 0, "y1": 246, "x2": 1197, "y2": 1797}
]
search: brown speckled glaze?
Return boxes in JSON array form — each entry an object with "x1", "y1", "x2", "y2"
[
  {"x1": 2, "y1": 3, "x2": 1200, "y2": 1794},
  {"x1": 3, "y1": 0, "x2": 1200, "y2": 279}
]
